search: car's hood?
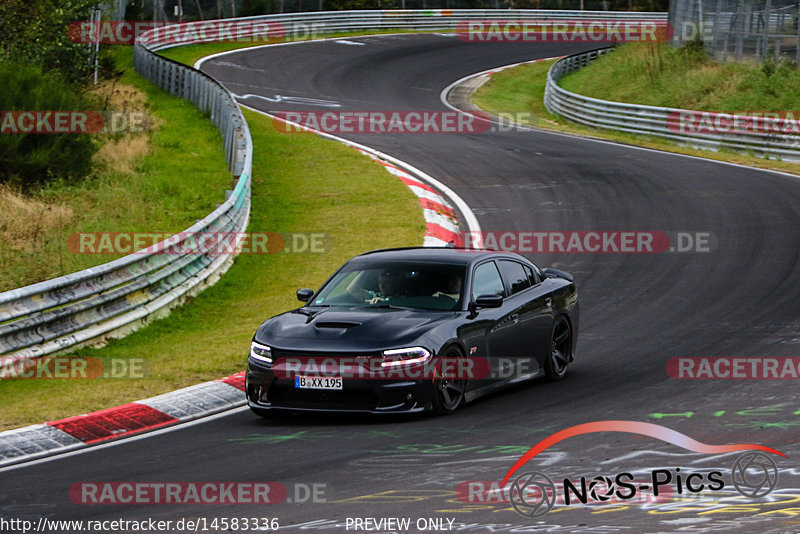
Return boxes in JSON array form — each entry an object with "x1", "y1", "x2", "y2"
[{"x1": 255, "y1": 307, "x2": 458, "y2": 351}]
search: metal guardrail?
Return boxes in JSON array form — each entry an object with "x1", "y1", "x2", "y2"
[
  {"x1": 544, "y1": 48, "x2": 800, "y2": 161},
  {"x1": 0, "y1": 9, "x2": 668, "y2": 364}
]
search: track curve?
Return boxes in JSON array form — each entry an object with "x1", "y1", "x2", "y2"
[{"x1": 2, "y1": 34, "x2": 800, "y2": 533}]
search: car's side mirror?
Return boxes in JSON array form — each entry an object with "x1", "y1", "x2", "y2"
[
  {"x1": 296, "y1": 288, "x2": 314, "y2": 302},
  {"x1": 474, "y1": 294, "x2": 503, "y2": 308}
]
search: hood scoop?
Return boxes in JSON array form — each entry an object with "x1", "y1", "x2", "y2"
[{"x1": 314, "y1": 321, "x2": 362, "y2": 329}]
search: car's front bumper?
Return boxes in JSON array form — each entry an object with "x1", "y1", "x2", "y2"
[{"x1": 246, "y1": 360, "x2": 436, "y2": 413}]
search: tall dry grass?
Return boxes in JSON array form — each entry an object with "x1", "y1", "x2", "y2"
[
  {"x1": 0, "y1": 185, "x2": 74, "y2": 252},
  {"x1": 91, "y1": 80, "x2": 153, "y2": 174},
  {"x1": 0, "y1": 185, "x2": 75, "y2": 291}
]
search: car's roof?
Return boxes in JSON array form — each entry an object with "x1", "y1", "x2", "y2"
[{"x1": 349, "y1": 247, "x2": 528, "y2": 266}]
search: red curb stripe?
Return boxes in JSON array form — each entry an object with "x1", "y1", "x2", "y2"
[
  {"x1": 419, "y1": 197, "x2": 455, "y2": 218},
  {"x1": 426, "y1": 223, "x2": 462, "y2": 245},
  {"x1": 218, "y1": 371, "x2": 246, "y2": 391},
  {"x1": 48, "y1": 403, "x2": 178, "y2": 444},
  {"x1": 396, "y1": 175, "x2": 440, "y2": 196},
  {"x1": 376, "y1": 161, "x2": 408, "y2": 175},
  {"x1": 367, "y1": 150, "x2": 462, "y2": 247}
]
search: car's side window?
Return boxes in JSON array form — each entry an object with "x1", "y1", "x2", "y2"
[
  {"x1": 498, "y1": 260, "x2": 532, "y2": 296},
  {"x1": 472, "y1": 261, "x2": 505, "y2": 300},
  {"x1": 524, "y1": 264, "x2": 540, "y2": 286}
]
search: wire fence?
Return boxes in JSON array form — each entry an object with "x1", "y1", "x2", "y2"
[{"x1": 669, "y1": 0, "x2": 800, "y2": 63}]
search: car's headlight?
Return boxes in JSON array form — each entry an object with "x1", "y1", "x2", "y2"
[
  {"x1": 381, "y1": 347, "x2": 431, "y2": 367},
  {"x1": 250, "y1": 342, "x2": 273, "y2": 364}
]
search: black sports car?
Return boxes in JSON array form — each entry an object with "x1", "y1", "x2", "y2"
[{"x1": 245, "y1": 247, "x2": 579, "y2": 415}]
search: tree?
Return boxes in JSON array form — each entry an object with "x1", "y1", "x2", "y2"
[
  {"x1": 0, "y1": 62, "x2": 98, "y2": 189},
  {"x1": 0, "y1": 0, "x2": 99, "y2": 83}
]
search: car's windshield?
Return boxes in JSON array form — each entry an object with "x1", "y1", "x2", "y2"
[{"x1": 311, "y1": 261, "x2": 466, "y2": 311}]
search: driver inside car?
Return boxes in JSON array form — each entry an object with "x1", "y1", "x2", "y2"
[
  {"x1": 344, "y1": 269, "x2": 405, "y2": 303},
  {"x1": 367, "y1": 270, "x2": 406, "y2": 304}
]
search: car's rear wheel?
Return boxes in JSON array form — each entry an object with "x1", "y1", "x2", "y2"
[
  {"x1": 432, "y1": 348, "x2": 467, "y2": 415},
  {"x1": 545, "y1": 316, "x2": 572, "y2": 381}
]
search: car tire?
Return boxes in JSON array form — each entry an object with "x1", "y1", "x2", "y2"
[
  {"x1": 545, "y1": 315, "x2": 572, "y2": 381},
  {"x1": 432, "y1": 348, "x2": 467, "y2": 415}
]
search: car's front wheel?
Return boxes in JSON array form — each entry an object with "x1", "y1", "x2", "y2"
[
  {"x1": 432, "y1": 348, "x2": 467, "y2": 414},
  {"x1": 545, "y1": 315, "x2": 572, "y2": 381}
]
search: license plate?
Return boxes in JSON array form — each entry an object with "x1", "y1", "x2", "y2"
[{"x1": 294, "y1": 376, "x2": 343, "y2": 390}]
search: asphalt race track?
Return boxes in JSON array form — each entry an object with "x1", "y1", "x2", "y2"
[{"x1": 3, "y1": 34, "x2": 800, "y2": 533}]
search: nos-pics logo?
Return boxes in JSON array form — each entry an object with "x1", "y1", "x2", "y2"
[{"x1": 503, "y1": 421, "x2": 783, "y2": 518}]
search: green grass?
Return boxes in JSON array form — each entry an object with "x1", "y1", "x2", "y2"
[
  {"x1": 0, "y1": 46, "x2": 232, "y2": 292},
  {"x1": 0, "y1": 108, "x2": 425, "y2": 431},
  {"x1": 559, "y1": 42, "x2": 800, "y2": 112},
  {"x1": 473, "y1": 59, "x2": 556, "y2": 128},
  {"x1": 472, "y1": 43, "x2": 800, "y2": 174}
]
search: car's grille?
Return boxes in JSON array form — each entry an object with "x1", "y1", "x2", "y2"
[
  {"x1": 268, "y1": 383, "x2": 379, "y2": 411},
  {"x1": 270, "y1": 349, "x2": 381, "y2": 361}
]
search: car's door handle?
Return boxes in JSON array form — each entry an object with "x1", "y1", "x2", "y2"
[
  {"x1": 545, "y1": 298, "x2": 552, "y2": 307},
  {"x1": 510, "y1": 313, "x2": 519, "y2": 323}
]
